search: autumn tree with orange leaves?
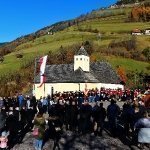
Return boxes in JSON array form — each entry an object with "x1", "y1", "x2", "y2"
[
  {"x1": 130, "y1": 2, "x2": 150, "y2": 22},
  {"x1": 116, "y1": 66, "x2": 127, "y2": 84}
]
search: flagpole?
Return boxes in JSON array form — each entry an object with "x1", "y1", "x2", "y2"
[
  {"x1": 44, "y1": 77, "x2": 45, "y2": 97},
  {"x1": 34, "y1": 58, "x2": 37, "y2": 92}
]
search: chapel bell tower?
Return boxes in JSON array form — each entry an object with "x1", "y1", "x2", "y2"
[{"x1": 74, "y1": 46, "x2": 90, "y2": 72}]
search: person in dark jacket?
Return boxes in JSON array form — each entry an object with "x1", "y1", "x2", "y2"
[
  {"x1": 6, "y1": 111, "x2": 20, "y2": 148},
  {"x1": 0, "y1": 111, "x2": 6, "y2": 135},
  {"x1": 121, "y1": 101, "x2": 133, "y2": 137},
  {"x1": 107, "y1": 99, "x2": 120, "y2": 137},
  {"x1": 0, "y1": 97, "x2": 4, "y2": 110},
  {"x1": 92, "y1": 102, "x2": 106, "y2": 136},
  {"x1": 26, "y1": 106, "x2": 35, "y2": 131},
  {"x1": 69, "y1": 101, "x2": 78, "y2": 132},
  {"x1": 13, "y1": 107, "x2": 20, "y2": 122},
  {"x1": 78, "y1": 101, "x2": 92, "y2": 134},
  {"x1": 20, "y1": 106, "x2": 27, "y2": 128},
  {"x1": 30, "y1": 96, "x2": 37, "y2": 115},
  {"x1": 17, "y1": 94, "x2": 24, "y2": 110},
  {"x1": 0, "y1": 107, "x2": 7, "y2": 120},
  {"x1": 64, "y1": 100, "x2": 71, "y2": 130},
  {"x1": 48, "y1": 115, "x2": 62, "y2": 150}
]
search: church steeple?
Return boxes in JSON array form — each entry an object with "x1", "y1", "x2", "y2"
[{"x1": 74, "y1": 46, "x2": 90, "y2": 72}]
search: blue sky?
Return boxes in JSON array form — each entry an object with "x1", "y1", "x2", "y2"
[{"x1": 0, "y1": 0, "x2": 117, "y2": 42}]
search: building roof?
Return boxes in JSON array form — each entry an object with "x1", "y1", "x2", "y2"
[
  {"x1": 35, "y1": 61, "x2": 121, "y2": 84},
  {"x1": 76, "y1": 46, "x2": 88, "y2": 56},
  {"x1": 132, "y1": 28, "x2": 142, "y2": 33}
]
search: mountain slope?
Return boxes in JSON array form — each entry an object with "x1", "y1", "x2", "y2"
[
  {"x1": 0, "y1": 4, "x2": 149, "y2": 96},
  {"x1": 0, "y1": 42, "x2": 8, "y2": 47},
  {"x1": 1, "y1": 7, "x2": 150, "y2": 71}
]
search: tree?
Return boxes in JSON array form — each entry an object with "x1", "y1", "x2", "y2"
[
  {"x1": 47, "y1": 50, "x2": 54, "y2": 64},
  {"x1": 116, "y1": 66, "x2": 127, "y2": 84},
  {"x1": 83, "y1": 41, "x2": 94, "y2": 55},
  {"x1": 58, "y1": 45, "x2": 67, "y2": 63},
  {"x1": 130, "y1": 50, "x2": 141, "y2": 60},
  {"x1": 142, "y1": 47, "x2": 150, "y2": 61},
  {"x1": 130, "y1": 4, "x2": 150, "y2": 22},
  {"x1": 66, "y1": 50, "x2": 74, "y2": 63},
  {"x1": 16, "y1": 53, "x2": 23, "y2": 59},
  {"x1": 0, "y1": 56, "x2": 4, "y2": 63}
]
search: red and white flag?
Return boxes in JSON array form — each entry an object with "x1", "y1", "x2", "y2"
[{"x1": 38, "y1": 55, "x2": 48, "y2": 88}]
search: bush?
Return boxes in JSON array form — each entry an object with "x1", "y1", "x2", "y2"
[
  {"x1": 16, "y1": 53, "x2": 23, "y2": 58},
  {"x1": 108, "y1": 36, "x2": 136, "y2": 51},
  {"x1": 0, "y1": 56, "x2": 4, "y2": 63},
  {"x1": 142, "y1": 47, "x2": 150, "y2": 61}
]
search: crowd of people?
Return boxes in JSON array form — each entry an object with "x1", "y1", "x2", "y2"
[{"x1": 0, "y1": 88, "x2": 149, "y2": 150}]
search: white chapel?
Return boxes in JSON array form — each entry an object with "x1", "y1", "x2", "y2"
[{"x1": 34, "y1": 46, "x2": 124, "y2": 99}]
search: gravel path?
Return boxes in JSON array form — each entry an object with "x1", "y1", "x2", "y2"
[{"x1": 12, "y1": 130, "x2": 133, "y2": 150}]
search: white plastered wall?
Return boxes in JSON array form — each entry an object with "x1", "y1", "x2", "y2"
[
  {"x1": 34, "y1": 82, "x2": 124, "y2": 99},
  {"x1": 74, "y1": 55, "x2": 89, "y2": 72}
]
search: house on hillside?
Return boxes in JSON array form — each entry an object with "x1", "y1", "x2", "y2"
[
  {"x1": 145, "y1": 28, "x2": 150, "y2": 35},
  {"x1": 132, "y1": 29, "x2": 143, "y2": 35},
  {"x1": 34, "y1": 46, "x2": 124, "y2": 99},
  {"x1": 109, "y1": 4, "x2": 118, "y2": 9}
]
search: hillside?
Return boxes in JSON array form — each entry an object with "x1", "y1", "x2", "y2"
[
  {"x1": 0, "y1": 42, "x2": 8, "y2": 47},
  {"x1": 0, "y1": 2, "x2": 149, "y2": 96}
]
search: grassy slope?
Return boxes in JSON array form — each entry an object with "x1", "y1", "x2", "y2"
[
  {"x1": 0, "y1": 7, "x2": 149, "y2": 77},
  {"x1": 106, "y1": 56, "x2": 149, "y2": 72}
]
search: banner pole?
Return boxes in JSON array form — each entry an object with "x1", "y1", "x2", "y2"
[
  {"x1": 34, "y1": 58, "x2": 37, "y2": 92},
  {"x1": 44, "y1": 79, "x2": 45, "y2": 97}
]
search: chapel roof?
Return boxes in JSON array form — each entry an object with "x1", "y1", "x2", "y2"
[
  {"x1": 35, "y1": 61, "x2": 121, "y2": 84},
  {"x1": 76, "y1": 46, "x2": 88, "y2": 56}
]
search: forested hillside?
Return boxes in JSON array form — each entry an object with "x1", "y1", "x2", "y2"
[
  {"x1": 0, "y1": 1, "x2": 149, "y2": 96},
  {"x1": 116, "y1": 0, "x2": 146, "y2": 5}
]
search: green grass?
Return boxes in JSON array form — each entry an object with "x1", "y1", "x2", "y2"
[
  {"x1": 0, "y1": 31, "x2": 96, "y2": 76},
  {"x1": 77, "y1": 21, "x2": 150, "y2": 34},
  {"x1": 0, "y1": 8, "x2": 149, "y2": 78},
  {"x1": 106, "y1": 56, "x2": 149, "y2": 72},
  {"x1": 136, "y1": 36, "x2": 150, "y2": 50}
]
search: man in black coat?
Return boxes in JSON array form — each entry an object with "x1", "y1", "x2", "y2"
[
  {"x1": 6, "y1": 111, "x2": 20, "y2": 148},
  {"x1": 69, "y1": 101, "x2": 78, "y2": 132},
  {"x1": 78, "y1": 101, "x2": 92, "y2": 134},
  {"x1": 20, "y1": 106, "x2": 27, "y2": 128},
  {"x1": 0, "y1": 110, "x2": 6, "y2": 134},
  {"x1": 107, "y1": 99, "x2": 120, "y2": 137},
  {"x1": 95, "y1": 103, "x2": 106, "y2": 136},
  {"x1": 26, "y1": 107, "x2": 35, "y2": 131}
]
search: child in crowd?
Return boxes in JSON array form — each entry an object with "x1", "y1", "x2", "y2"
[{"x1": 0, "y1": 130, "x2": 9, "y2": 150}]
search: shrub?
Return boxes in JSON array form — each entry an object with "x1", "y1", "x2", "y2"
[
  {"x1": 142, "y1": 47, "x2": 150, "y2": 61},
  {"x1": 0, "y1": 56, "x2": 4, "y2": 63},
  {"x1": 16, "y1": 53, "x2": 23, "y2": 58}
]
